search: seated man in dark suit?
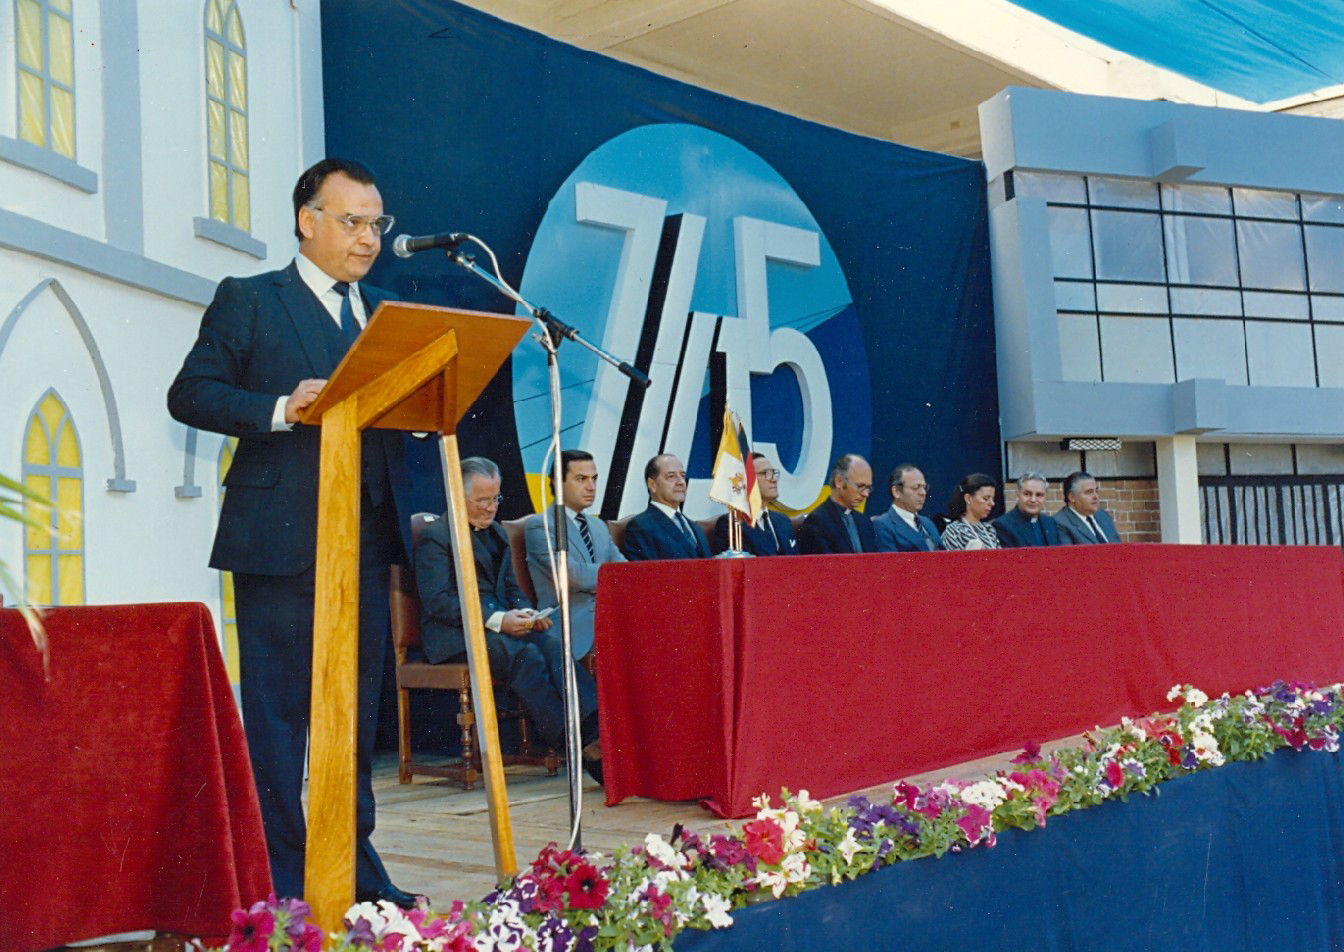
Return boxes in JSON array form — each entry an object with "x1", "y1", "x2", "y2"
[
  {"x1": 621, "y1": 453, "x2": 711, "y2": 560},
  {"x1": 524, "y1": 449, "x2": 625, "y2": 660},
  {"x1": 1055, "y1": 470, "x2": 1123, "y2": 545},
  {"x1": 712, "y1": 452, "x2": 798, "y2": 556},
  {"x1": 873, "y1": 463, "x2": 944, "y2": 552},
  {"x1": 414, "y1": 456, "x2": 603, "y2": 781},
  {"x1": 995, "y1": 472, "x2": 1061, "y2": 548},
  {"x1": 798, "y1": 454, "x2": 878, "y2": 554}
]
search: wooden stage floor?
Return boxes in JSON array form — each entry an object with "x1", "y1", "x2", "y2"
[{"x1": 368, "y1": 740, "x2": 1057, "y2": 907}]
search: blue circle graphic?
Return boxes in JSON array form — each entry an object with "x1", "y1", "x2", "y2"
[{"x1": 515, "y1": 123, "x2": 870, "y2": 514}]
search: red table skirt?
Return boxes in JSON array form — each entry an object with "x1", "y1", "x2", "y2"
[
  {"x1": 595, "y1": 545, "x2": 1344, "y2": 818},
  {"x1": 0, "y1": 602, "x2": 271, "y2": 951}
]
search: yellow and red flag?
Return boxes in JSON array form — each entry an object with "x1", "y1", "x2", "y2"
[{"x1": 708, "y1": 408, "x2": 763, "y2": 523}]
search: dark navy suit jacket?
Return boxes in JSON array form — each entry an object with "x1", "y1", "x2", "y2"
[
  {"x1": 712, "y1": 510, "x2": 798, "y2": 556},
  {"x1": 797, "y1": 497, "x2": 878, "y2": 554},
  {"x1": 872, "y1": 507, "x2": 945, "y2": 552},
  {"x1": 167, "y1": 261, "x2": 405, "y2": 574},
  {"x1": 414, "y1": 517, "x2": 533, "y2": 664},
  {"x1": 622, "y1": 505, "x2": 711, "y2": 561},
  {"x1": 994, "y1": 507, "x2": 1062, "y2": 548}
]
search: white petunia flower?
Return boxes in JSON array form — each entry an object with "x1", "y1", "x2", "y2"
[
  {"x1": 959, "y1": 780, "x2": 1008, "y2": 812},
  {"x1": 837, "y1": 827, "x2": 861, "y2": 865},
  {"x1": 702, "y1": 892, "x2": 734, "y2": 929},
  {"x1": 1191, "y1": 730, "x2": 1224, "y2": 766},
  {"x1": 644, "y1": 832, "x2": 687, "y2": 869},
  {"x1": 793, "y1": 790, "x2": 822, "y2": 814}
]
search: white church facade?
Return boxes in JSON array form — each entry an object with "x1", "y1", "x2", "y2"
[{"x1": 0, "y1": 0, "x2": 325, "y2": 685}]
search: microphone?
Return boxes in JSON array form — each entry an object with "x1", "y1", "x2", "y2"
[{"x1": 391, "y1": 231, "x2": 468, "y2": 259}]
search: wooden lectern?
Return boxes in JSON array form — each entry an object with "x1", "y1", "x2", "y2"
[{"x1": 298, "y1": 301, "x2": 531, "y2": 933}]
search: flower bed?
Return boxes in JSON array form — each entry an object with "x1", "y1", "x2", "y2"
[{"x1": 217, "y1": 681, "x2": 1342, "y2": 952}]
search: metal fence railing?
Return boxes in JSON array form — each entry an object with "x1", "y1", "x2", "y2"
[{"x1": 1200, "y1": 476, "x2": 1344, "y2": 549}]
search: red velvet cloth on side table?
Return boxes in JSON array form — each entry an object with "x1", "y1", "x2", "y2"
[
  {"x1": 0, "y1": 602, "x2": 271, "y2": 951},
  {"x1": 596, "y1": 545, "x2": 1344, "y2": 818}
]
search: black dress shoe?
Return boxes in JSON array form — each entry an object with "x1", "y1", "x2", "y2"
[
  {"x1": 582, "y1": 755, "x2": 604, "y2": 786},
  {"x1": 355, "y1": 883, "x2": 424, "y2": 910}
]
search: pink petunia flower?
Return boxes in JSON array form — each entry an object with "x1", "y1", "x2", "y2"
[
  {"x1": 1105, "y1": 760, "x2": 1125, "y2": 789},
  {"x1": 955, "y1": 804, "x2": 994, "y2": 846},
  {"x1": 743, "y1": 818, "x2": 786, "y2": 865},
  {"x1": 227, "y1": 904, "x2": 275, "y2": 952},
  {"x1": 564, "y1": 862, "x2": 610, "y2": 910}
]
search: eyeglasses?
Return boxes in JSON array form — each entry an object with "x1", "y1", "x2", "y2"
[
  {"x1": 842, "y1": 476, "x2": 872, "y2": 494},
  {"x1": 469, "y1": 494, "x2": 503, "y2": 508},
  {"x1": 757, "y1": 469, "x2": 780, "y2": 480},
  {"x1": 307, "y1": 204, "x2": 395, "y2": 236}
]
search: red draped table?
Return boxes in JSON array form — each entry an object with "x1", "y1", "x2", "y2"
[
  {"x1": 595, "y1": 545, "x2": 1344, "y2": 818},
  {"x1": 0, "y1": 602, "x2": 271, "y2": 951}
]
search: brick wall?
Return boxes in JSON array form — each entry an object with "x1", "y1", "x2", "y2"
[{"x1": 1002, "y1": 478, "x2": 1161, "y2": 543}]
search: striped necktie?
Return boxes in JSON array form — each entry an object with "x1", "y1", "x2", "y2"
[{"x1": 574, "y1": 512, "x2": 597, "y2": 560}]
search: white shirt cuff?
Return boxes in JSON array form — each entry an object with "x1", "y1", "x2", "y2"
[
  {"x1": 486, "y1": 611, "x2": 504, "y2": 632},
  {"x1": 271, "y1": 396, "x2": 293, "y2": 432}
]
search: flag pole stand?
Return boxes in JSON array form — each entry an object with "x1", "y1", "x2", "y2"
[{"x1": 715, "y1": 508, "x2": 755, "y2": 559}]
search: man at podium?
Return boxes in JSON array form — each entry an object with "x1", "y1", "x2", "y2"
[{"x1": 168, "y1": 158, "x2": 419, "y2": 908}]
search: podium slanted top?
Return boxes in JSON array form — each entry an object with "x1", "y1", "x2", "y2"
[{"x1": 300, "y1": 301, "x2": 531, "y2": 432}]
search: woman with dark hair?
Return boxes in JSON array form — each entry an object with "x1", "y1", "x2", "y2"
[{"x1": 940, "y1": 473, "x2": 1000, "y2": 551}]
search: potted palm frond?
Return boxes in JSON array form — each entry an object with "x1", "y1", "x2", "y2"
[{"x1": 1, "y1": 472, "x2": 50, "y2": 677}]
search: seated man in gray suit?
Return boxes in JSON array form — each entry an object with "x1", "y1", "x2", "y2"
[
  {"x1": 994, "y1": 472, "x2": 1061, "y2": 547},
  {"x1": 524, "y1": 449, "x2": 625, "y2": 661},
  {"x1": 414, "y1": 456, "x2": 603, "y2": 781},
  {"x1": 873, "y1": 463, "x2": 943, "y2": 552},
  {"x1": 1055, "y1": 470, "x2": 1123, "y2": 544}
]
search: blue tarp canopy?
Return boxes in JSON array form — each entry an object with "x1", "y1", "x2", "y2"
[{"x1": 1007, "y1": 0, "x2": 1344, "y2": 103}]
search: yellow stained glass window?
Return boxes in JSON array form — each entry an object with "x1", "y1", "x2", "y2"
[
  {"x1": 204, "y1": 0, "x2": 250, "y2": 232},
  {"x1": 18, "y1": 69, "x2": 46, "y2": 148},
  {"x1": 48, "y1": 12, "x2": 72, "y2": 84},
  {"x1": 17, "y1": 0, "x2": 41, "y2": 69},
  {"x1": 15, "y1": 0, "x2": 77, "y2": 159},
  {"x1": 50, "y1": 87, "x2": 75, "y2": 158},
  {"x1": 218, "y1": 437, "x2": 240, "y2": 685},
  {"x1": 22, "y1": 391, "x2": 84, "y2": 607},
  {"x1": 206, "y1": 39, "x2": 224, "y2": 101},
  {"x1": 227, "y1": 50, "x2": 246, "y2": 110}
]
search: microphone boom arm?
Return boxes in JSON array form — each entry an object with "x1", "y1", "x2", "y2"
[{"x1": 445, "y1": 240, "x2": 650, "y2": 390}]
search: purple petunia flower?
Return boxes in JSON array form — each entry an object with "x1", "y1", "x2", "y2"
[
  {"x1": 535, "y1": 914, "x2": 575, "y2": 952},
  {"x1": 341, "y1": 916, "x2": 378, "y2": 948},
  {"x1": 573, "y1": 924, "x2": 598, "y2": 952}
]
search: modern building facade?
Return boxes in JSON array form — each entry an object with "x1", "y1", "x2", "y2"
[{"x1": 982, "y1": 87, "x2": 1344, "y2": 544}]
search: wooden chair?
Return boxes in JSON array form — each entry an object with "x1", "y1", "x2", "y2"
[
  {"x1": 391, "y1": 513, "x2": 558, "y2": 788},
  {"x1": 607, "y1": 515, "x2": 631, "y2": 554},
  {"x1": 502, "y1": 516, "x2": 537, "y2": 604}
]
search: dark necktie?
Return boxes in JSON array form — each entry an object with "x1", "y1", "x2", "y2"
[
  {"x1": 917, "y1": 519, "x2": 936, "y2": 551},
  {"x1": 1086, "y1": 515, "x2": 1108, "y2": 544},
  {"x1": 843, "y1": 510, "x2": 863, "y2": 552},
  {"x1": 332, "y1": 281, "x2": 361, "y2": 347},
  {"x1": 574, "y1": 511, "x2": 596, "y2": 560},
  {"x1": 676, "y1": 511, "x2": 700, "y2": 555},
  {"x1": 760, "y1": 513, "x2": 780, "y2": 553}
]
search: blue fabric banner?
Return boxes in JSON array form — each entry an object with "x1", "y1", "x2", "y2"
[
  {"x1": 678, "y1": 751, "x2": 1344, "y2": 950},
  {"x1": 323, "y1": 1, "x2": 996, "y2": 523}
]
